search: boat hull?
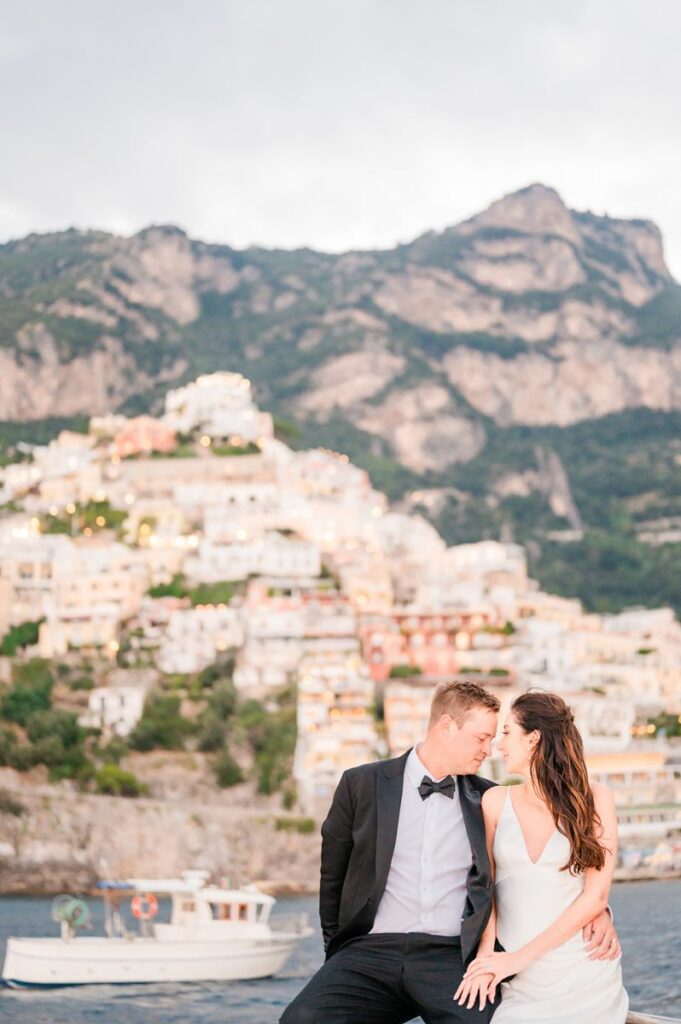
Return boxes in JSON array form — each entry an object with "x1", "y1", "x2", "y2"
[{"x1": 2, "y1": 933, "x2": 307, "y2": 987}]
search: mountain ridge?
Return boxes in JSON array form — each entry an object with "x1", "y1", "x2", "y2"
[{"x1": 1, "y1": 183, "x2": 681, "y2": 617}]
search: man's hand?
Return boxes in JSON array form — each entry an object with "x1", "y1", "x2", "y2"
[{"x1": 583, "y1": 909, "x2": 620, "y2": 960}]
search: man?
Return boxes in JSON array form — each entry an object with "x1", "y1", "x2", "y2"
[{"x1": 281, "y1": 681, "x2": 619, "y2": 1024}]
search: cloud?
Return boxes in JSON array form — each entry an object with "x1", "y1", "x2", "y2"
[{"x1": 1, "y1": 0, "x2": 680, "y2": 276}]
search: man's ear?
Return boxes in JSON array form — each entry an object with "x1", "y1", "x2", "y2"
[{"x1": 441, "y1": 713, "x2": 455, "y2": 735}]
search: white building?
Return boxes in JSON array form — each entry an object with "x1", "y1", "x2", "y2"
[
  {"x1": 157, "y1": 604, "x2": 244, "y2": 674},
  {"x1": 185, "y1": 532, "x2": 320, "y2": 583},
  {"x1": 0, "y1": 533, "x2": 148, "y2": 653},
  {"x1": 163, "y1": 372, "x2": 273, "y2": 441},
  {"x1": 294, "y1": 655, "x2": 379, "y2": 815},
  {"x1": 79, "y1": 686, "x2": 146, "y2": 737}
]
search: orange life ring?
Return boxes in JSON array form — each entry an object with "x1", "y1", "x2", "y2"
[{"x1": 131, "y1": 892, "x2": 158, "y2": 921}]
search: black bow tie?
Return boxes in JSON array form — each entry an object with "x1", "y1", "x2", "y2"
[{"x1": 418, "y1": 775, "x2": 456, "y2": 800}]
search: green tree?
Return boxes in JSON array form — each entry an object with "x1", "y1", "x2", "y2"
[
  {"x1": 389, "y1": 664, "x2": 422, "y2": 678},
  {"x1": 196, "y1": 713, "x2": 226, "y2": 752},
  {"x1": 26, "y1": 709, "x2": 82, "y2": 748},
  {"x1": 0, "y1": 619, "x2": 44, "y2": 656},
  {"x1": 148, "y1": 573, "x2": 190, "y2": 599},
  {"x1": 128, "y1": 693, "x2": 195, "y2": 751},
  {"x1": 197, "y1": 654, "x2": 236, "y2": 690},
  {"x1": 207, "y1": 679, "x2": 238, "y2": 721},
  {"x1": 213, "y1": 749, "x2": 243, "y2": 787},
  {"x1": 1, "y1": 659, "x2": 54, "y2": 725}
]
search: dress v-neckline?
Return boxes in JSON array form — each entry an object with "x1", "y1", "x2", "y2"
[{"x1": 507, "y1": 787, "x2": 557, "y2": 866}]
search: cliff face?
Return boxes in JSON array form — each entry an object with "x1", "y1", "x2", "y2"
[
  {"x1": 2, "y1": 185, "x2": 681, "y2": 606},
  {"x1": 1, "y1": 185, "x2": 677, "y2": 439},
  {"x1": 0, "y1": 770, "x2": 320, "y2": 895}
]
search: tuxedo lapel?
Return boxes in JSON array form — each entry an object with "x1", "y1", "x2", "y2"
[
  {"x1": 458, "y1": 774, "x2": 493, "y2": 964},
  {"x1": 458, "y1": 774, "x2": 489, "y2": 875},
  {"x1": 373, "y1": 749, "x2": 410, "y2": 898}
]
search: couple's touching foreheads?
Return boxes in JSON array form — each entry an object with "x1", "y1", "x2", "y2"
[{"x1": 281, "y1": 682, "x2": 628, "y2": 1024}]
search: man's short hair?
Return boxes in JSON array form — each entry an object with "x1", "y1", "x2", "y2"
[{"x1": 429, "y1": 681, "x2": 500, "y2": 728}]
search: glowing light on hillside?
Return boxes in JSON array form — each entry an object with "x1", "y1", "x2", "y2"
[{"x1": 199, "y1": 435, "x2": 211, "y2": 447}]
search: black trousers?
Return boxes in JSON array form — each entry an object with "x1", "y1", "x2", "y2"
[{"x1": 279, "y1": 932, "x2": 500, "y2": 1024}]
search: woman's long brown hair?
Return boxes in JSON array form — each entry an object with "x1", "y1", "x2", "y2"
[{"x1": 511, "y1": 691, "x2": 605, "y2": 874}]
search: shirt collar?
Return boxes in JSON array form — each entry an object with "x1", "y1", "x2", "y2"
[{"x1": 406, "y1": 744, "x2": 449, "y2": 788}]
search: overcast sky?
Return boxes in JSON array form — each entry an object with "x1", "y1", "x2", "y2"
[{"x1": 2, "y1": 0, "x2": 681, "y2": 277}]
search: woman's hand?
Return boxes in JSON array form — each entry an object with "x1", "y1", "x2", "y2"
[
  {"x1": 461, "y1": 949, "x2": 530, "y2": 994},
  {"x1": 454, "y1": 970, "x2": 496, "y2": 1011}
]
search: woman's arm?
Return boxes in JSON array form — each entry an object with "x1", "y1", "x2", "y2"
[{"x1": 465, "y1": 784, "x2": 618, "y2": 989}]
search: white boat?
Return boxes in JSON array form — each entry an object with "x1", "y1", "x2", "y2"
[{"x1": 2, "y1": 870, "x2": 312, "y2": 988}]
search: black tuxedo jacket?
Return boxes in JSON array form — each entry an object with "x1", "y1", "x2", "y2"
[{"x1": 319, "y1": 749, "x2": 497, "y2": 965}]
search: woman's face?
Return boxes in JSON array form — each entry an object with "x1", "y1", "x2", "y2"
[{"x1": 497, "y1": 711, "x2": 537, "y2": 774}]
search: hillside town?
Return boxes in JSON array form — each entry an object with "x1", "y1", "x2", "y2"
[{"x1": 0, "y1": 372, "x2": 680, "y2": 878}]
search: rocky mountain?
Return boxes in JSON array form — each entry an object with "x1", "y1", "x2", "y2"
[{"x1": 2, "y1": 184, "x2": 681, "y2": 612}]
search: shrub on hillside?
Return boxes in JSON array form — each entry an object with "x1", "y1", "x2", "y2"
[
  {"x1": 69, "y1": 675, "x2": 95, "y2": 691},
  {"x1": 196, "y1": 713, "x2": 226, "y2": 752},
  {"x1": 1, "y1": 659, "x2": 55, "y2": 725},
  {"x1": 147, "y1": 573, "x2": 190, "y2": 599},
  {"x1": 275, "y1": 817, "x2": 315, "y2": 834},
  {"x1": 207, "y1": 679, "x2": 238, "y2": 721},
  {"x1": 128, "y1": 693, "x2": 195, "y2": 751},
  {"x1": 0, "y1": 789, "x2": 25, "y2": 816},
  {"x1": 26, "y1": 709, "x2": 82, "y2": 748},
  {"x1": 212, "y1": 749, "x2": 243, "y2": 788},
  {"x1": 197, "y1": 654, "x2": 236, "y2": 690},
  {"x1": 188, "y1": 581, "x2": 237, "y2": 606},
  {"x1": 388, "y1": 664, "x2": 422, "y2": 678},
  {"x1": 95, "y1": 763, "x2": 148, "y2": 797}
]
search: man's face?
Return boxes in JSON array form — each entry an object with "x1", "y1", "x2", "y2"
[{"x1": 441, "y1": 707, "x2": 498, "y2": 774}]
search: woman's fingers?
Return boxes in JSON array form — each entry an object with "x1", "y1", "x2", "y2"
[
  {"x1": 467, "y1": 978, "x2": 481, "y2": 1009},
  {"x1": 455, "y1": 979, "x2": 471, "y2": 1004}
]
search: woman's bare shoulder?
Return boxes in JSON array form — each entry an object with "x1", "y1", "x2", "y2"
[
  {"x1": 481, "y1": 784, "x2": 508, "y2": 813},
  {"x1": 590, "y1": 781, "x2": 616, "y2": 811}
]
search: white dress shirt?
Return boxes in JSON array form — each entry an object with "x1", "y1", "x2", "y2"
[{"x1": 371, "y1": 746, "x2": 472, "y2": 936}]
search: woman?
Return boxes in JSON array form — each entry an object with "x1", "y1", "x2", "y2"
[{"x1": 455, "y1": 691, "x2": 628, "y2": 1023}]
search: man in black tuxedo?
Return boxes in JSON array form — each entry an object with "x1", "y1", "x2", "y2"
[{"x1": 281, "y1": 681, "x2": 619, "y2": 1024}]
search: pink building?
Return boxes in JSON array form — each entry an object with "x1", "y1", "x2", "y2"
[
  {"x1": 359, "y1": 609, "x2": 494, "y2": 683},
  {"x1": 113, "y1": 417, "x2": 177, "y2": 458}
]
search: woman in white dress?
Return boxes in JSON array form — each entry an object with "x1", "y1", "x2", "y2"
[{"x1": 455, "y1": 691, "x2": 628, "y2": 1023}]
